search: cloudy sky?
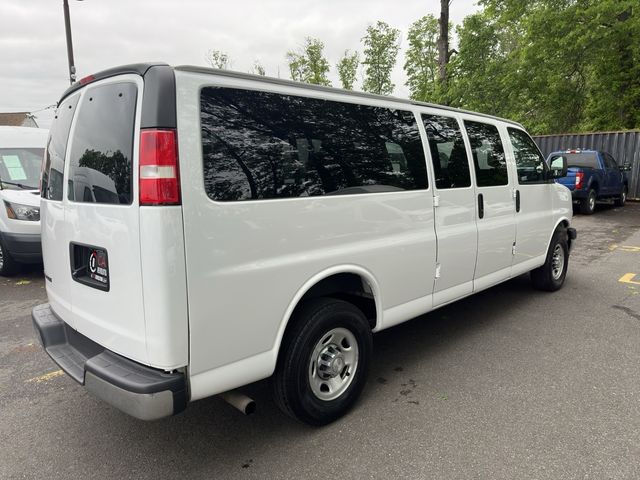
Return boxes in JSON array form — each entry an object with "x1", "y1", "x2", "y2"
[{"x1": 0, "y1": 0, "x2": 479, "y2": 129}]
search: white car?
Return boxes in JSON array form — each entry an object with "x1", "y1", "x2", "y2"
[
  {"x1": 0, "y1": 126, "x2": 48, "y2": 275},
  {"x1": 33, "y1": 63, "x2": 576, "y2": 425}
]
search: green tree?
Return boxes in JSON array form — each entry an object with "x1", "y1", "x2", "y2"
[
  {"x1": 205, "y1": 50, "x2": 231, "y2": 69},
  {"x1": 286, "y1": 37, "x2": 331, "y2": 86},
  {"x1": 404, "y1": 15, "x2": 439, "y2": 102},
  {"x1": 361, "y1": 21, "x2": 401, "y2": 95},
  {"x1": 252, "y1": 60, "x2": 266, "y2": 76},
  {"x1": 336, "y1": 50, "x2": 359, "y2": 90},
  {"x1": 448, "y1": 0, "x2": 640, "y2": 134}
]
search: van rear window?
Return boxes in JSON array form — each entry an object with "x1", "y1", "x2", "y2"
[
  {"x1": 200, "y1": 87, "x2": 427, "y2": 201},
  {"x1": 42, "y1": 94, "x2": 79, "y2": 200},
  {"x1": 67, "y1": 82, "x2": 137, "y2": 205}
]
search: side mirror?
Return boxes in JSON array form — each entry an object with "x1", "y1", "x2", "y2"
[{"x1": 548, "y1": 155, "x2": 568, "y2": 179}]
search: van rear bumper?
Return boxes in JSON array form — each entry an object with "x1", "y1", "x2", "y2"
[{"x1": 31, "y1": 303, "x2": 187, "y2": 420}]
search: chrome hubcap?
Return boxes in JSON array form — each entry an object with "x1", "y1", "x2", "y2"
[
  {"x1": 0, "y1": 245, "x2": 4, "y2": 271},
  {"x1": 551, "y1": 244, "x2": 565, "y2": 280},
  {"x1": 589, "y1": 195, "x2": 595, "y2": 210},
  {"x1": 309, "y1": 328, "x2": 359, "y2": 401}
]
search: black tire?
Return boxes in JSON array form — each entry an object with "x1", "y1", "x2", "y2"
[
  {"x1": 579, "y1": 189, "x2": 596, "y2": 215},
  {"x1": 0, "y1": 238, "x2": 19, "y2": 277},
  {"x1": 614, "y1": 186, "x2": 627, "y2": 207},
  {"x1": 272, "y1": 297, "x2": 373, "y2": 426},
  {"x1": 531, "y1": 227, "x2": 569, "y2": 292}
]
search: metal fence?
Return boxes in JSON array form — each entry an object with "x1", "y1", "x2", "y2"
[{"x1": 533, "y1": 131, "x2": 640, "y2": 199}]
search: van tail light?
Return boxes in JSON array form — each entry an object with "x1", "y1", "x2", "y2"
[
  {"x1": 139, "y1": 129, "x2": 180, "y2": 205},
  {"x1": 575, "y1": 171, "x2": 584, "y2": 190}
]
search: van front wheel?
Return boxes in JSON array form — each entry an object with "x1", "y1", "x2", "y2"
[
  {"x1": 0, "y1": 239, "x2": 19, "y2": 276},
  {"x1": 531, "y1": 227, "x2": 569, "y2": 292},
  {"x1": 272, "y1": 297, "x2": 372, "y2": 426}
]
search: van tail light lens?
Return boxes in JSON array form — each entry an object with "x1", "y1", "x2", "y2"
[
  {"x1": 575, "y1": 171, "x2": 584, "y2": 190},
  {"x1": 139, "y1": 129, "x2": 180, "y2": 205}
]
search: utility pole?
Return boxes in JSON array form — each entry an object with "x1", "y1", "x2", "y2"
[{"x1": 63, "y1": 0, "x2": 77, "y2": 85}]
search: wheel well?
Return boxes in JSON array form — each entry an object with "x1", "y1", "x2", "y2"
[
  {"x1": 558, "y1": 220, "x2": 572, "y2": 250},
  {"x1": 293, "y1": 273, "x2": 377, "y2": 330},
  {"x1": 590, "y1": 182, "x2": 599, "y2": 193}
]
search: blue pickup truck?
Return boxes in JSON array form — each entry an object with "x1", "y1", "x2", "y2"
[{"x1": 547, "y1": 149, "x2": 630, "y2": 214}]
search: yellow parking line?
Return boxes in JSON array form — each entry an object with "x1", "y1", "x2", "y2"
[
  {"x1": 26, "y1": 369, "x2": 64, "y2": 383},
  {"x1": 619, "y1": 273, "x2": 640, "y2": 285},
  {"x1": 620, "y1": 246, "x2": 640, "y2": 253}
]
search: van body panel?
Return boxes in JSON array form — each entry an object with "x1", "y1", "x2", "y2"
[
  {"x1": 139, "y1": 206, "x2": 189, "y2": 369},
  {"x1": 41, "y1": 201, "x2": 73, "y2": 325},
  {"x1": 175, "y1": 70, "x2": 437, "y2": 379}
]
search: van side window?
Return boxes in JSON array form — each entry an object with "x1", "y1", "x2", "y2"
[
  {"x1": 42, "y1": 94, "x2": 79, "y2": 201},
  {"x1": 200, "y1": 87, "x2": 428, "y2": 201},
  {"x1": 422, "y1": 114, "x2": 471, "y2": 189},
  {"x1": 67, "y1": 82, "x2": 137, "y2": 205},
  {"x1": 507, "y1": 127, "x2": 549, "y2": 185},
  {"x1": 464, "y1": 121, "x2": 508, "y2": 187},
  {"x1": 507, "y1": 127, "x2": 548, "y2": 184}
]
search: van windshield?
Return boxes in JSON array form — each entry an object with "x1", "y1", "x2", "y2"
[{"x1": 0, "y1": 148, "x2": 44, "y2": 190}]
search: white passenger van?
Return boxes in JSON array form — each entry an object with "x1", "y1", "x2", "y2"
[
  {"x1": 33, "y1": 63, "x2": 576, "y2": 425},
  {"x1": 0, "y1": 126, "x2": 48, "y2": 276}
]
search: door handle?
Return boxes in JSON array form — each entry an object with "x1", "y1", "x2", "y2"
[
  {"x1": 515, "y1": 190, "x2": 520, "y2": 212},
  {"x1": 478, "y1": 193, "x2": 484, "y2": 219}
]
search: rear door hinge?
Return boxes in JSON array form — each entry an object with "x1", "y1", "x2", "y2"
[
  {"x1": 434, "y1": 195, "x2": 440, "y2": 207},
  {"x1": 512, "y1": 242, "x2": 516, "y2": 255},
  {"x1": 435, "y1": 263, "x2": 441, "y2": 278}
]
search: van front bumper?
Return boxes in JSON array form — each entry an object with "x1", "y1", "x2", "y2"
[
  {"x1": 31, "y1": 303, "x2": 187, "y2": 420},
  {"x1": 0, "y1": 231, "x2": 42, "y2": 263}
]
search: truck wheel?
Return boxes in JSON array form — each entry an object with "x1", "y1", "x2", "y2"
[
  {"x1": 531, "y1": 227, "x2": 569, "y2": 292},
  {"x1": 272, "y1": 297, "x2": 372, "y2": 426},
  {"x1": 0, "y1": 239, "x2": 19, "y2": 276},
  {"x1": 579, "y1": 189, "x2": 596, "y2": 215},
  {"x1": 614, "y1": 186, "x2": 627, "y2": 207}
]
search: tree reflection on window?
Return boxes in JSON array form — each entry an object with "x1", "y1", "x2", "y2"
[{"x1": 200, "y1": 87, "x2": 428, "y2": 201}]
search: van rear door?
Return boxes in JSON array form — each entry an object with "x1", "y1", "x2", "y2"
[
  {"x1": 41, "y1": 65, "x2": 187, "y2": 370},
  {"x1": 63, "y1": 76, "x2": 149, "y2": 363}
]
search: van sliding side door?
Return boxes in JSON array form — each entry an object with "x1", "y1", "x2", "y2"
[
  {"x1": 462, "y1": 119, "x2": 516, "y2": 291},
  {"x1": 421, "y1": 112, "x2": 478, "y2": 307}
]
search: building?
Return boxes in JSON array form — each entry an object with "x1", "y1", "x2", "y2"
[{"x1": 0, "y1": 112, "x2": 39, "y2": 128}]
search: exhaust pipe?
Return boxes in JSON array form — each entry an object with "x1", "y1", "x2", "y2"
[{"x1": 218, "y1": 390, "x2": 256, "y2": 415}]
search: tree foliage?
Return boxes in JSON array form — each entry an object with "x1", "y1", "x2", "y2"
[
  {"x1": 361, "y1": 21, "x2": 401, "y2": 95},
  {"x1": 446, "y1": 0, "x2": 640, "y2": 134},
  {"x1": 252, "y1": 60, "x2": 266, "y2": 76},
  {"x1": 205, "y1": 49, "x2": 231, "y2": 70},
  {"x1": 404, "y1": 15, "x2": 439, "y2": 102},
  {"x1": 286, "y1": 37, "x2": 331, "y2": 86},
  {"x1": 337, "y1": 50, "x2": 359, "y2": 90}
]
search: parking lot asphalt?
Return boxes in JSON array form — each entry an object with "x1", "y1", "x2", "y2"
[{"x1": 2, "y1": 202, "x2": 640, "y2": 480}]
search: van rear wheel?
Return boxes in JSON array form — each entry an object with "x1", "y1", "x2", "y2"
[
  {"x1": 531, "y1": 227, "x2": 569, "y2": 292},
  {"x1": 272, "y1": 297, "x2": 372, "y2": 426}
]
